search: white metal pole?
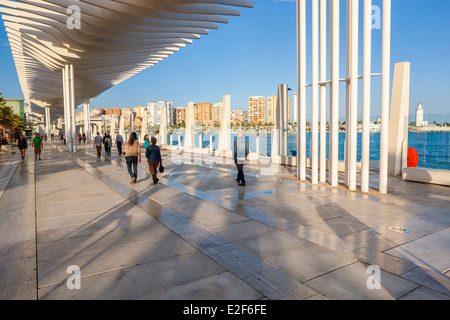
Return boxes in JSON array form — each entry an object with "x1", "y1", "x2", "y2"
[
  {"x1": 380, "y1": 0, "x2": 391, "y2": 194},
  {"x1": 64, "y1": 65, "x2": 72, "y2": 152},
  {"x1": 297, "y1": 0, "x2": 307, "y2": 181},
  {"x1": 70, "y1": 64, "x2": 77, "y2": 152},
  {"x1": 330, "y1": 0, "x2": 340, "y2": 187},
  {"x1": 348, "y1": 0, "x2": 359, "y2": 191},
  {"x1": 311, "y1": 0, "x2": 319, "y2": 185},
  {"x1": 319, "y1": 0, "x2": 327, "y2": 183},
  {"x1": 361, "y1": 0, "x2": 372, "y2": 193},
  {"x1": 345, "y1": 0, "x2": 351, "y2": 187}
]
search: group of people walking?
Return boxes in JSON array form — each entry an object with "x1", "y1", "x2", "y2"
[
  {"x1": 17, "y1": 133, "x2": 44, "y2": 161},
  {"x1": 94, "y1": 131, "x2": 163, "y2": 185}
]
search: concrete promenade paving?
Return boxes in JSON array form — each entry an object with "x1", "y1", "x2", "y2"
[{"x1": 0, "y1": 140, "x2": 449, "y2": 300}]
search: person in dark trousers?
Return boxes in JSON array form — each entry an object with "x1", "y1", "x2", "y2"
[
  {"x1": 124, "y1": 132, "x2": 141, "y2": 184},
  {"x1": 82, "y1": 133, "x2": 86, "y2": 143},
  {"x1": 146, "y1": 136, "x2": 162, "y2": 185},
  {"x1": 94, "y1": 132, "x2": 103, "y2": 157},
  {"x1": 104, "y1": 134, "x2": 112, "y2": 156},
  {"x1": 233, "y1": 131, "x2": 249, "y2": 186},
  {"x1": 116, "y1": 132, "x2": 123, "y2": 155},
  {"x1": 18, "y1": 134, "x2": 28, "y2": 160}
]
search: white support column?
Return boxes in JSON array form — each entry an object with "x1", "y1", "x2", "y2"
[
  {"x1": 45, "y1": 106, "x2": 51, "y2": 140},
  {"x1": 380, "y1": 0, "x2": 391, "y2": 194},
  {"x1": 63, "y1": 65, "x2": 72, "y2": 152},
  {"x1": 348, "y1": 0, "x2": 359, "y2": 191},
  {"x1": 69, "y1": 64, "x2": 77, "y2": 152},
  {"x1": 319, "y1": 0, "x2": 327, "y2": 183},
  {"x1": 297, "y1": 0, "x2": 307, "y2": 181},
  {"x1": 329, "y1": 0, "x2": 340, "y2": 187},
  {"x1": 311, "y1": 0, "x2": 319, "y2": 185},
  {"x1": 361, "y1": 0, "x2": 373, "y2": 193},
  {"x1": 345, "y1": 0, "x2": 351, "y2": 187}
]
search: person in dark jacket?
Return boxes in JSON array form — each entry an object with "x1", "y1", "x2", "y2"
[
  {"x1": 146, "y1": 136, "x2": 162, "y2": 185},
  {"x1": 18, "y1": 134, "x2": 28, "y2": 160},
  {"x1": 233, "y1": 132, "x2": 249, "y2": 186}
]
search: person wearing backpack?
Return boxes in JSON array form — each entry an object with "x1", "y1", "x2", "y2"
[
  {"x1": 146, "y1": 136, "x2": 162, "y2": 185},
  {"x1": 104, "y1": 134, "x2": 112, "y2": 156}
]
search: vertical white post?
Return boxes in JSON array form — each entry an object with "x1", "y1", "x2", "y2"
[
  {"x1": 311, "y1": 0, "x2": 319, "y2": 185},
  {"x1": 380, "y1": 0, "x2": 391, "y2": 194},
  {"x1": 330, "y1": 0, "x2": 340, "y2": 187},
  {"x1": 69, "y1": 64, "x2": 77, "y2": 152},
  {"x1": 319, "y1": 0, "x2": 327, "y2": 183},
  {"x1": 64, "y1": 65, "x2": 72, "y2": 152},
  {"x1": 297, "y1": 0, "x2": 307, "y2": 181},
  {"x1": 348, "y1": 0, "x2": 359, "y2": 191},
  {"x1": 361, "y1": 0, "x2": 372, "y2": 193},
  {"x1": 345, "y1": 0, "x2": 351, "y2": 187}
]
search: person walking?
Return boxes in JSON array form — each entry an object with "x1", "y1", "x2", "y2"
[
  {"x1": 82, "y1": 133, "x2": 86, "y2": 143},
  {"x1": 124, "y1": 132, "x2": 141, "y2": 184},
  {"x1": 233, "y1": 131, "x2": 249, "y2": 186},
  {"x1": 63, "y1": 133, "x2": 66, "y2": 146},
  {"x1": 32, "y1": 133, "x2": 44, "y2": 160},
  {"x1": 116, "y1": 132, "x2": 123, "y2": 155},
  {"x1": 94, "y1": 132, "x2": 103, "y2": 157},
  {"x1": 18, "y1": 134, "x2": 28, "y2": 160},
  {"x1": 104, "y1": 134, "x2": 112, "y2": 156},
  {"x1": 146, "y1": 136, "x2": 162, "y2": 185},
  {"x1": 78, "y1": 133, "x2": 82, "y2": 144},
  {"x1": 155, "y1": 130, "x2": 161, "y2": 147},
  {"x1": 144, "y1": 134, "x2": 150, "y2": 149}
]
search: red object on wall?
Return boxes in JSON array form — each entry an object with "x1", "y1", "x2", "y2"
[{"x1": 407, "y1": 148, "x2": 419, "y2": 167}]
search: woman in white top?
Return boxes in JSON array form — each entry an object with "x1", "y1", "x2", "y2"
[{"x1": 124, "y1": 132, "x2": 141, "y2": 184}]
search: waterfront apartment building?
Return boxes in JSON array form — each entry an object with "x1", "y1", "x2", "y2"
[
  {"x1": 147, "y1": 101, "x2": 174, "y2": 126},
  {"x1": 231, "y1": 110, "x2": 248, "y2": 124},
  {"x1": 194, "y1": 103, "x2": 214, "y2": 126},
  {"x1": 105, "y1": 108, "x2": 122, "y2": 116},
  {"x1": 175, "y1": 107, "x2": 187, "y2": 125},
  {"x1": 212, "y1": 102, "x2": 222, "y2": 124},
  {"x1": 267, "y1": 96, "x2": 291, "y2": 124},
  {"x1": 248, "y1": 96, "x2": 266, "y2": 124},
  {"x1": 133, "y1": 106, "x2": 146, "y2": 118}
]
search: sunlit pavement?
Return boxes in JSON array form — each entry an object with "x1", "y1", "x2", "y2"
[{"x1": 0, "y1": 141, "x2": 449, "y2": 300}]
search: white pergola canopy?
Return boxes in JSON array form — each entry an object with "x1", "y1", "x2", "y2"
[{"x1": 0, "y1": 0, "x2": 253, "y2": 115}]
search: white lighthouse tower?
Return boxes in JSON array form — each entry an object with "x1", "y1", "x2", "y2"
[{"x1": 415, "y1": 103, "x2": 428, "y2": 127}]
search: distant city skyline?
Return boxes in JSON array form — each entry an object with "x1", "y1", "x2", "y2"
[{"x1": 1, "y1": 1, "x2": 449, "y2": 118}]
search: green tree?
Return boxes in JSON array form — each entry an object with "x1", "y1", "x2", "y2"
[{"x1": 0, "y1": 93, "x2": 25, "y2": 141}]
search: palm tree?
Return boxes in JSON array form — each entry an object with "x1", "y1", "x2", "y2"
[{"x1": 0, "y1": 93, "x2": 24, "y2": 141}]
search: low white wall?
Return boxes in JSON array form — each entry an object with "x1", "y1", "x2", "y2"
[{"x1": 402, "y1": 167, "x2": 450, "y2": 186}]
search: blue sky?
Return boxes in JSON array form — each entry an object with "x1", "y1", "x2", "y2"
[{"x1": 1, "y1": 0, "x2": 449, "y2": 119}]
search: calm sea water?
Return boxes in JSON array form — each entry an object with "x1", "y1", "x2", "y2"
[{"x1": 168, "y1": 132, "x2": 450, "y2": 171}]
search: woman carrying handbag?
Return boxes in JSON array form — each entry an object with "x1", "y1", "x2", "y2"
[{"x1": 145, "y1": 136, "x2": 163, "y2": 185}]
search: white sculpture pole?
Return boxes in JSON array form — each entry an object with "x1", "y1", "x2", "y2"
[
  {"x1": 297, "y1": 0, "x2": 307, "y2": 181},
  {"x1": 184, "y1": 102, "x2": 194, "y2": 149},
  {"x1": 329, "y1": 0, "x2": 340, "y2": 187},
  {"x1": 110, "y1": 115, "x2": 116, "y2": 138},
  {"x1": 218, "y1": 95, "x2": 231, "y2": 155},
  {"x1": 380, "y1": 0, "x2": 391, "y2": 194},
  {"x1": 119, "y1": 116, "x2": 125, "y2": 138},
  {"x1": 69, "y1": 64, "x2": 77, "y2": 152},
  {"x1": 319, "y1": 0, "x2": 327, "y2": 183},
  {"x1": 311, "y1": 0, "x2": 319, "y2": 185},
  {"x1": 160, "y1": 106, "x2": 167, "y2": 146},
  {"x1": 348, "y1": 0, "x2": 359, "y2": 191},
  {"x1": 141, "y1": 110, "x2": 148, "y2": 143},
  {"x1": 361, "y1": 0, "x2": 372, "y2": 193}
]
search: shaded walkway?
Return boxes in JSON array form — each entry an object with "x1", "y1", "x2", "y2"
[{"x1": 0, "y1": 141, "x2": 449, "y2": 300}]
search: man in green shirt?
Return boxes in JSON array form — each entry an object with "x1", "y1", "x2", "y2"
[{"x1": 33, "y1": 133, "x2": 43, "y2": 160}]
